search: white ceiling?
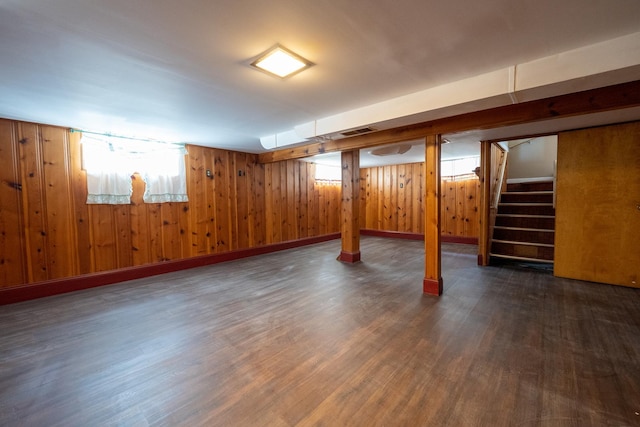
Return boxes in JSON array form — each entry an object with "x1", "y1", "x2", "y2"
[{"x1": 1, "y1": 0, "x2": 639, "y2": 159}]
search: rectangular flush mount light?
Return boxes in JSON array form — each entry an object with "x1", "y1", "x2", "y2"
[{"x1": 251, "y1": 45, "x2": 312, "y2": 79}]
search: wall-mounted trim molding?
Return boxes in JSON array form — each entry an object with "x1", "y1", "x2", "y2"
[
  {"x1": 0, "y1": 233, "x2": 341, "y2": 305},
  {"x1": 361, "y1": 229, "x2": 424, "y2": 241},
  {"x1": 441, "y1": 235, "x2": 479, "y2": 245},
  {"x1": 361, "y1": 229, "x2": 478, "y2": 245}
]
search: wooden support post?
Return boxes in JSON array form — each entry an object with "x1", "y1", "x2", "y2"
[
  {"x1": 424, "y1": 135, "x2": 442, "y2": 295},
  {"x1": 338, "y1": 150, "x2": 361, "y2": 263},
  {"x1": 478, "y1": 140, "x2": 491, "y2": 266}
]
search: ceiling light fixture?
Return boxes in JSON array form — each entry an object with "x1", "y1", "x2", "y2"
[
  {"x1": 251, "y1": 45, "x2": 313, "y2": 79},
  {"x1": 370, "y1": 144, "x2": 412, "y2": 156}
]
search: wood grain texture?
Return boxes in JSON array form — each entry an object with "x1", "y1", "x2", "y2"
[
  {"x1": 339, "y1": 150, "x2": 360, "y2": 261},
  {"x1": 555, "y1": 122, "x2": 640, "y2": 287},
  {"x1": 478, "y1": 141, "x2": 492, "y2": 265},
  {"x1": 0, "y1": 119, "x2": 341, "y2": 292},
  {"x1": 361, "y1": 162, "x2": 478, "y2": 238},
  {"x1": 0, "y1": 120, "x2": 27, "y2": 286},
  {"x1": 2, "y1": 237, "x2": 639, "y2": 426},
  {"x1": 360, "y1": 163, "x2": 480, "y2": 239},
  {"x1": 424, "y1": 135, "x2": 442, "y2": 295}
]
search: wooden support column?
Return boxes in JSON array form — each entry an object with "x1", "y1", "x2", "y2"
[
  {"x1": 423, "y1": 135, "x2": 443, "y2": 295},
  {"x1": 338, "y1": 150, "x2": 361, "y2": 263},
  {"x1": 478, "y1": 140, "x2": 491, "y2": 266}
]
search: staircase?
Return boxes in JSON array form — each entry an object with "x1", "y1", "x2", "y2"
[{"x1": 490, "y1": 179, "x2": 555, "y2": 264}]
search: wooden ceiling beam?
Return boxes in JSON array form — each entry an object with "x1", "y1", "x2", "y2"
[{"x1": 258, "y1": 80, "x2": 640, "y2": 164}]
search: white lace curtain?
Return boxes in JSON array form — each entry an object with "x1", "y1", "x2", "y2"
[{"x1": 82, "y1": 134, "x2": 188, "y2": 204}]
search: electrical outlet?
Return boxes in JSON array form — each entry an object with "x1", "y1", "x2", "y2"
[{"x1": 206, "y1": 169, "x2": 212, "y2": 177}]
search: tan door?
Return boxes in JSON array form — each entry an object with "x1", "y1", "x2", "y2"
[{"x1": 555, "y1": 121, "x2": 640, "y2": 288}]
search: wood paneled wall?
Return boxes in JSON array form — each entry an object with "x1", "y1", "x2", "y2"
[
  {"x1": 441, "y1": 178, "x2": 480, "y2": 239},
  {"x1": 360, "y1": 163, "x2": 480, "y2": 238},
  {"x1": 0, "y1": 119, "x2": 341, "y2": 289},
  {"x1": 360, "y1": 163, "x2": 425, "y2": 233},
  {"x1": 264, "y1": 161, "x2": 341, "y2": 244}
]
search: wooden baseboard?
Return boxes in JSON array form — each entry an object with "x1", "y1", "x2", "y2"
[
  {"x1": 423, "y1": 277, "x2": 444, "y2": 296},
  {"x1": 360, "y1": 229, "x2": 424, "y2": 241},
  {"x1": 361, "y1": 229, "x2": 478, "y2": 245},
  {"x1": 0, "y1": 233, "x2": 341, "y2": 305},
  {"x1": 441, "y1": 235, "x2": 479, "y2": 245}
]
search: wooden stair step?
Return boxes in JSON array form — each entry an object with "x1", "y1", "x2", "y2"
[
  {"x1": 493, "y1": 226, "x2": 555, "y2": 244},
  {"x1": 491, "y1": 239, "x2": 554, "y2": 248},
  {"x1": 491, "y1": 240, "x2": 555, "y2": 260},
  {"x1": 497, "y1": 203, "x2": 555, "y2": 215},
  {"x1": 495, "y1": 215, "x2": 555, "y2": 229},
  {"x1": 490, "y1": 253, "x2": 555, "y2": 264},
  {"x1": 500, "y1": 192, "x2": 554, "y2": 203},
  {"x1": 506, "y1": 181, "x2": 554, "y2": 192}
]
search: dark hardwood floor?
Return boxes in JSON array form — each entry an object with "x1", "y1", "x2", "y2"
[{"x1": 1, "y1": 237, "x2": 639, "y2": 426}]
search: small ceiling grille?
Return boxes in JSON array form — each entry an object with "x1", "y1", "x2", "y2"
[{"x1": 341, "y1": 126, "x2": 376, "y2": 137}]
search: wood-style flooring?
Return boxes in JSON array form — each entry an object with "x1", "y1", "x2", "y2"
[{"x1": 1, "y1": 237, "x2": 639, "y2": 426}]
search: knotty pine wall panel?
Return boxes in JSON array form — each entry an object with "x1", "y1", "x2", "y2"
[
  {"x1": 441, "y1": 178, "x2": 480, "y2": 239},
  {"x1": 264, "y1": 161, "x2": 341, "y2": 244},
  {"x1": 0, "y1": 120, "x2": 27, "y2": 286},
  {"x1": 361, "y1": 162, "x2": 479, "y2": 238},
  {"x1": 17, "y1": 122, "x2": 50, "y2": 282},
  {"x1": 0, "y1": 119, "x2": 340, "y2": 290}
]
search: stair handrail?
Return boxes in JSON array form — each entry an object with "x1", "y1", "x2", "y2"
[
  {"x1": 553, "y1": 159, "x2": 557, "y2": 209},
  {"x1": 491, "y1": 146, "x2": 508, "y2": 210}
]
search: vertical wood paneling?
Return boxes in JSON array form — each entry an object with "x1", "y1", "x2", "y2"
[
  {"x1": 382, "y1": 166, "x2": 392, "y2": 231},
  {"x1": 227, "y1": 152, "x2": 238, "y2": 250},
  {"x1": 358, "y1": 169, "x2": 367, "y2": 230},
  {"x1": 251, "y1": 161, "x2": 266, "y2": 247},
  {"x1": 365, "y1": 168, "x2": 375, "y2": 229},
  {"x1": 160, "y1": 202, "x2": 181, "y2": 261},
  {"x1": 0, "y1": 119, "x2": 371, "y2": 290},
  {"x1": 113, "y1": 203, "x2": 133, "y2": 268},
  {"x1": 318, "y1": 184, "x2": 327, "y2": 235},
  {"x1": 308, "y1": 164, "x2": 319, "y2": 237},
  {"x1": 280, "y1": 162, "x2": 290, "y2": 241},
  {"x1": 69, "y1": 131, "x2": 92, "y2": 274},
  {"x1": 17, "y1": 123, "x2": 49, "y2": 282},
  {"x1": 455, "y1": 181, "x2": 466, "y2": 236},
  {"x1": 442, "y1": 180, "x2": 454, "y2": 236},
  {"x1": 397, "y1": 164, "x2": 407, "y2": 232},
  {"x1": 464, "y1": 179, "x2": 480, "y2": 238},
  {"x1": 235, "y1": 152, "x2": 250, "y2": 249},
  {"x1": 298, "y1": 162, "x2": 308, "y2": 238},
  {"x1": 40, "y1": 126, "x2": 78, "y2": 278},
  {"x1": 361, "y1": 162, "x2": 479, "y2": 238},
  {"x1": 214, "y1": 151, "x2": 231, "y2": 252},
  {"x1": 377, "y1": 167, "x2": 384, "y2": 230},
  {"x1": 0, "y1": 120, "x2": 26, "y2": 287},
  {"x1": 89, "y1": 205, "x2": 118, "y2": 271},
  {"x1": 187, "y1": 146, "x2": 208, "y2": 256},
  {"x1": 412, "y1": 162, "x2": 423, "y2": 234}
]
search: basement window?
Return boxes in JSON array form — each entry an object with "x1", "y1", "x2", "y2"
[
  {"x1": 441, "y1": 156, "x2": 480, "y2": 180},
  {"x1": 81, "y1": 134, "x2": 188, "y2": 204},
  {"x1": 314, "y1": 163, "x2": 341, "y2": 183}
]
